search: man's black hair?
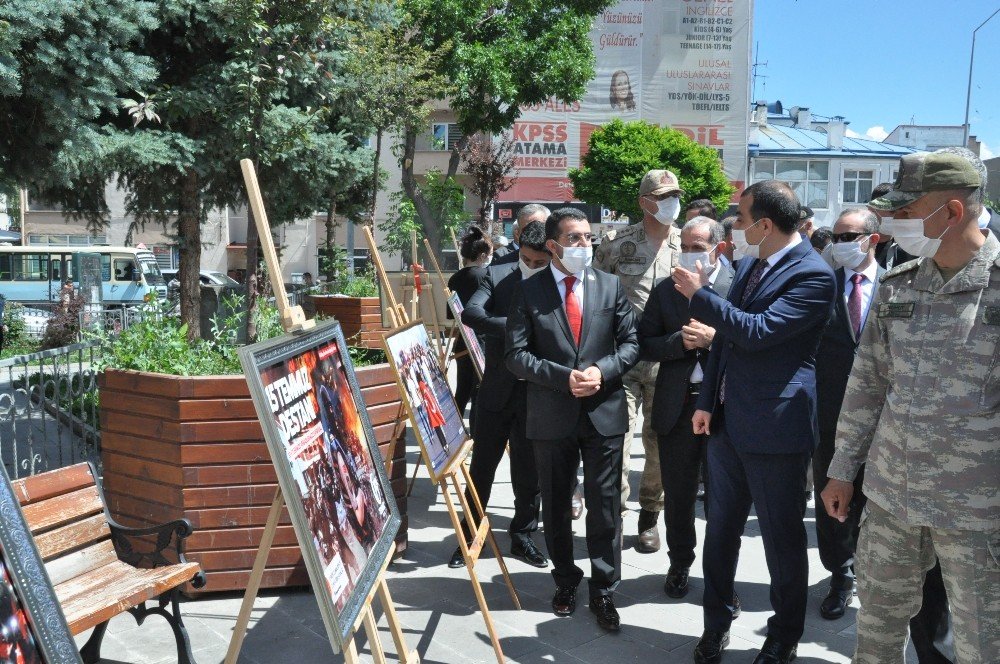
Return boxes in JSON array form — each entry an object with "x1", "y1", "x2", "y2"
[
  {"x1": 545, "y1": 207, "x2": 590, "y2": 241},
  {"x1": 519, "y1": 221, "x2": 549, "y2": 253},
  {"x1": 741, "y1": 180, "x2": 801, "y2": 233},
  {"x1": 684, "y1": 198, "x2": 718, "y2": 220}
]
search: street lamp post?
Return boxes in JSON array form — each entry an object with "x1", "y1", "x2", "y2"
[{"x1": 963, "y1": 7, "x2": 1000, "y2": 146}]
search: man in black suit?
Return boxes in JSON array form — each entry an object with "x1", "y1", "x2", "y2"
[
  {"x1": 813, "y1": 207, "x2": 884, "y2": 620},
  {"x1": 638, "y1": 217, "x2": 734, "y2": 600},
  {"x1": 506, "y1": 207, "x2": 639, "y2": 631},
  {"x1": 447, "y1": 221, "x2": 552, "y2": 569},
  {"x1": 673, "y1": 181, "x2": 836, "y2": 664},
  {"x1": 494, "y1": 204, "x2": 551, "y2": 265}
]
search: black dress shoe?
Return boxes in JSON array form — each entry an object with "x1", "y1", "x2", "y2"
[
  {"x1": 552, "y1": 585, "x2": 576, "y2": 616},
  {"x1": 752, "y1": 636, "x2": 797, "y2": 663},
  {"x1": 819, "y1": 587, "x2": 853, "y2": 620},
  {"x1": 511, "y1": 539, "x2": 548, "y2": 568},
  {"x1": 731, "y1": 592, "x2": 742, "y2": 619},
  {"x1": 589, "y1": 595, "x2": 620, "y2": 631},
  {"x1": 447, "y1": 546, "x2": 465, "y2": 569},
  {"x1": 571, "y1": 487, "x2": 584, "y2": 520},
  {"x1": 693, "y1": 629, "x2": 729, "y2": 664},
  {"x1": 664, "y1": 566, "x2": 690, "y2": 598}
]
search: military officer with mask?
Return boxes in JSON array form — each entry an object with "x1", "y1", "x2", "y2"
[{"x1": 593, "y1": 169, "x2": 682, "y2": 552}]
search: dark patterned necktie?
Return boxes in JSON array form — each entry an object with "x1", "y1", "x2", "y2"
[
  {"x1": 848, "y1": 272, "x2": 865, "y2": 338},
  {"x1": 720, "y1": 259, "x2": 769, "y2": 403}
]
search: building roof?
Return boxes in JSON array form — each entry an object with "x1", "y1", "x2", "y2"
[{"x1": 751, "y1": 123, "x2": 916, "y2": 159}]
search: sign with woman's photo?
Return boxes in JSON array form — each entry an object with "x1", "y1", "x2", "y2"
[
  {"x1": 0, "y1": 467, "x2": 80, "y2": 664},
  {"x1": 239, "y1": 321, "x2": 400, "y2": 651},
  {"x1": 382, "y1": 321, "x2": 469, "y2": 482}
]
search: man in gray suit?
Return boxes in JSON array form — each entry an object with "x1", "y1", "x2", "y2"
[
  {"x1": 638, "y1": 217, "x2": 734, "y2": 599},
  {"x1": 506, "y1": 207, "x2": 639, "y2": 631}
]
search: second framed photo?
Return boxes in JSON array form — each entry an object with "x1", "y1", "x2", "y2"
[
  {"x1": 382, "y1": 320, "x2": 469, "y2": 483},
  {"x1": 446, "y1": 292, "x2": 485, "y2": 379}
]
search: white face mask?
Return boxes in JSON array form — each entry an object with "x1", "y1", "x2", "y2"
[
  {"x1": 830, "y1": 236, "x2": 871, "y2": 270},
  {"x1": 479, "y1": 253, "x2": 493, "y2": 267},
  {"x1": 518, "y1": 258, "x2": 546, "y2": 279},
  {"x1": 653, "y1": 197, "x2": 681, "y2": 225},
  {"x1": 679, "y1": 250, "x2": 712, "y2": 273},
  {"x1": 558, "y1": 245, "x2": 593, "y2": 274},
  {"x1": 731, "y1": 219, "x2": 766, "y2": 260},
  {"x1": 881, "y1": 203, "x2": 949, "y2": 258}
]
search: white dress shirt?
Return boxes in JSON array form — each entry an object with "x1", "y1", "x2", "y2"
[
  {"x1": 550, "y1": 263, "x2": 585, "y2": 317},
  {"x1": 757, "y1": 231, "x2": 802, "y2": 279},
  {"x1": 689, "y1": 261, "x2": 722, "y2": 384},
  {"x1": 844, "y1": 259, "x2": 879, "y2": 334}
]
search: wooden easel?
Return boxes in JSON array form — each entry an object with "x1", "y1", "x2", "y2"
[
  {"x1": 368, "y1": 227, "x2": 520, "y2": 663},
  {"x1": 225, "y1": 159, "x2": 418, "y2": 664},
  {"x1": 423, "y1": 238, "x2": 465, "y2": 377}
]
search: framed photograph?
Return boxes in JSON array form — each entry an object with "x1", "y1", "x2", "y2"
[
  {"x1": 446, "y1": 292, "x2": 485, "y2": 379},
  {"x1": 0, "y1": 467, "x2": 81, "y2": 664},
  {"x1": 382, "y1": 320, "x2": 469, "y2": 483},
  {"x1": 238, "y1": 321, "x2": 400, "y2": 652}
]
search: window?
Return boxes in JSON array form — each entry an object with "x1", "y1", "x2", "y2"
[
  {"x1": 752, "y1": 159, "x2": 829, "y2": 208},
  {"x1": 429, "y1": 123, "x2": 464, "y2": 151},
  {"x1": 151, "y1": 244, "x2": 179, "y2": 269},
  {"x1": 4, "y1": 254, "x2": 51, "y2": 280},
  {"x1": 27, "y1": 234, "x2": 107, "y2": 245},
  {"x1": 113, "y1": 258, "x2": 136, "y2": 282},
  {"x1": 843, "y1": 169, "x2": 875, "y2": 204}
]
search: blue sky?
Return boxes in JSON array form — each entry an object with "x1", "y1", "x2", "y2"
[{"x1": 753, "y1": 0, "x2": 1000, "y2": 158}]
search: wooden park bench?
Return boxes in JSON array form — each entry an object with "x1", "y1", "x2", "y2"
[{"x1": 12, "y1": 462, "x2": 205, "y2": 663}]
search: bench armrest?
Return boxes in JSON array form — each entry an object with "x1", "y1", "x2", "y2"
[{"x1": 109, "y1": 518, "x2": 206, "y2": 589}]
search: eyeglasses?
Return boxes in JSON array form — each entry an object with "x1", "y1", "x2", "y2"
[
  {"x1": 644, "y1": 192, "x2": 678, "y2": 202},
  {"x1": 831, "y1": 232, "x2": 870, "y2": 243},
  {"x1": 560, "y1": 232, "x2": 594, "y2": 244}
]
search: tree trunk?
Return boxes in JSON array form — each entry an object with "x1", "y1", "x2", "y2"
[
  {"x1": 368, "y1": 130, "x2": 383, "y2": 228},
  {"x1": 244, "y1": 205, "x2": 260, "y2": 343},
  {"x1": 400, "y1": 127, "x2": 443, "y2": 252},
  {"x1": 177, "y1": 168, "x2": 202, "y2": 341},
  {"x1": 324, "y1": 196, "x2": 337, "y2": 282}
]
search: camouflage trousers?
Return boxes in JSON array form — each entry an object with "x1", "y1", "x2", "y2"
[
  {"x1": 622, "y1": 360, "x2": 663, "y2": 512},
  {"x1": 854, "y1": 501, "x2": 999, "y2": 664}
]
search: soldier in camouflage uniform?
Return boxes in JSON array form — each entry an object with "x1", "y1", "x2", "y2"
[
  {"x1": 593, "y1": 169, "x2": 682, "y2": 552},
  {"x1": 822, "y1": 151, "x2": 999, "y2": 664}
]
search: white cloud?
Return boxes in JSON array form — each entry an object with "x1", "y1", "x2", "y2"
[
  {"x1": 980, "y1": 142, "x2": 995, "y2": 160},
  {"x1": 845, "y1": 128, "x2": 862, "y2": 138},
  {"x1": 865, "y1": 125, "x2": 889, "y2": 141}
]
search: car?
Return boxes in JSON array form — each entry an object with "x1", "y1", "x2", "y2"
[{"x1": 161, "y1": 269, "x2": 242, "y2": 288}]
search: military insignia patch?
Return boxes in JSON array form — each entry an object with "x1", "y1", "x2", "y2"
[
  {"x1": 621, "y1": 241, "x2": 637, "y2": 257},
  {"x1": 983, "y1": 306, "x2": 1000, "y2": 326},
  {"x1": 878, "y1": 302, "x2": 915, "y2": 318}
]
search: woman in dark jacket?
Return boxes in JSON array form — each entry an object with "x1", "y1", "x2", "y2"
[{"x1": 446, "y1": 226, "x2": 492, "y2": 426}]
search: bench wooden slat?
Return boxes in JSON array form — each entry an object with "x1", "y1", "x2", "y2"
[
  {"x1": 55, "y1": 560, "x2": 202, "y2": 634},
  {"x1": 45, "y1": 539, "x2": 119, "y2": 587},
  {"x1": 34, "y1": 514, "x2": 112, "y2": 561},
  {"x1": 11, "y1": 463, "x2": 95, "y2": 506},
  {"x1": 20, "y1": 486, "x2": 104, "y2": 535}
]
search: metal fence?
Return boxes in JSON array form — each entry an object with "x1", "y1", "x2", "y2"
[
  {"x1": 79, "y1": 305, "x2": 148, "y2": 337},
  {"x1": 0, "y1": 341, "x2": 101, "y2": 479}
]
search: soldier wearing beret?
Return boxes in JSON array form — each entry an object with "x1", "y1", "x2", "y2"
[
  {"x1": 823, "y1": 150, "x2": 999, "y2": 664},
  {"x1": 593, "y1": 169, "x2": 681, "y2": 552}
]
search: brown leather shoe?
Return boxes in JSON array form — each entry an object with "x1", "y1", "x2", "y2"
[
  {"x1": 571, "y1": 487, "x2": 584, "y2": 520},
  {"x1": 636, "y1": 509, "x2": 661, "y2": 553}
]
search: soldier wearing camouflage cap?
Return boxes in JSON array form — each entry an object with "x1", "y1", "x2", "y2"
[
  {"x1": 593, "y1": 169, "x2": 682, "y2": 552},
  {"x1": 822, "y1": 150, "x2": 1000, "y2": 664}
]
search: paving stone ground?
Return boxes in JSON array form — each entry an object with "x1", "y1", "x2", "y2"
[{"x1": 84, "y1": 381, "x2": 931, "y2": 663}]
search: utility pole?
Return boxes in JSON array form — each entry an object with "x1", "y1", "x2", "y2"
[{"x1": 963, "y1": 7, "x2": 1000, "y2": 146}]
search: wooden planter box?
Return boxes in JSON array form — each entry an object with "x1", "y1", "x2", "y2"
[
  {"x1": 99, "y1": 364, "x2": 407, "y2": 595},
  {"x1": 310, "y1": 295, "x2": 386, "y2": 349}
]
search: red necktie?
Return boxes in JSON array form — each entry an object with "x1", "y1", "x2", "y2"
[
  {"x1": 563, "y1": 275, "x2": 582, "y2": 345},
  {"x1": 848, "y1": 272, "x2": 865, "y2": 338}
]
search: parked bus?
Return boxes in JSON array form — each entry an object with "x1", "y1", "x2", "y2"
[{"x1": 0, "y1": 246, "x2": 167, "y2": 307}]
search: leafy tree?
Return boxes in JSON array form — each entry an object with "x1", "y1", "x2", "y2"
[
  {"x1": 379, "y1": 169, "x2": 465, "y2": 259},
  {"x1": 569, "y1": 119, "x2": 735, "y2": 223},
  {"x1": 0, "y1": 0, "x2": 155, "y2": 213},
  {"x1": 397, "y1": 0, "x2": 614, "y2": 251},
  {"x1": 462, "y1": 133, "x2": 518, "y2": 234}
]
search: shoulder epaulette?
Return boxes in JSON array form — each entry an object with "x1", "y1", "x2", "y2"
[{"x1": 880, "y1": 258, "x2": 920, "y2": 282}]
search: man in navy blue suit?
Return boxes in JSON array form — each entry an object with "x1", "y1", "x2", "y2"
[{"x1": 673, "y1": 180, "x2": 836, "y2": 664}]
